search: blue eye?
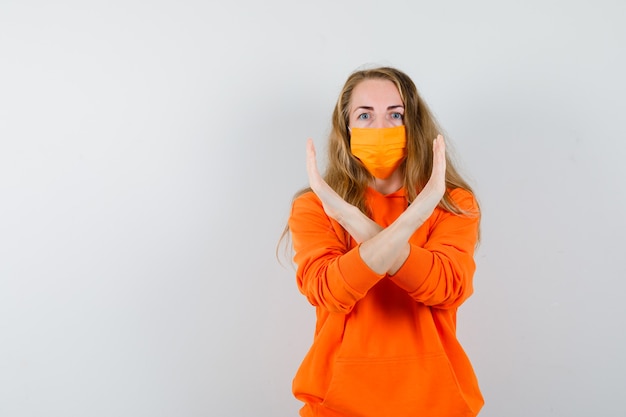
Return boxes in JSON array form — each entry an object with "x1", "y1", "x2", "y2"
[
  {"x1": 391, "y1": 112, "x2": 403, "y2": 120},
  {"x1": 357, "y1": 113, "x2": 370, "y2": 120}
]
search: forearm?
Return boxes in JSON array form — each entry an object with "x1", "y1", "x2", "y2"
[
  {"x1": 389, "y1": 188, "x2": 481, "y2": 308},
  {"x1": 290, "y1": 193, "x2": 386, "y2": 313},
  {"x1": 334, "y1": 203, "x2": 382, "y2": 243},
  {"x1": 359, "y1": 200, "x2": 433, "y2": 275},
  {"x1": 389, "y1": 243, "x2": 475, "y2": 309}
]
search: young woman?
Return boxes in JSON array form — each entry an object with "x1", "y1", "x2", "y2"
[{"x1": 284, "y1": 66, "x2": 483, "y2": 417}]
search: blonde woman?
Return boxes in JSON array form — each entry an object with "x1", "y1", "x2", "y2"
[{"x1": 284, "y1": 66, "x2": 483, "y2": 417}]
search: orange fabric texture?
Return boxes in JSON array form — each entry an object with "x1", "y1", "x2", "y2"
[
  {"x1": 350, "y1": 125, "x2": 407, "y2": 179},
  {"x1": 288, "y1": 187, "x2": 484, "y2": 417}
]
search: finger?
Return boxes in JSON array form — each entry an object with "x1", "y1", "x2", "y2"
[
  {"x1": 430, "y1": 135, "x2": 446, "y2": 181},
  {"x1": 306, "y1": 138, "x2": 315, "y2": 156},
  {"x1": 306, "y1": 138, "x2": 321, "y2": 185},
  {"x1": 306, "y1": 138, "x2": 315, "y2": 169},
  {"x1": 434, "y1": 135, "x2": 446, "y2": 163},
  {"x1": 434, "y1": 134, "x2": 445, "y2": 152}
]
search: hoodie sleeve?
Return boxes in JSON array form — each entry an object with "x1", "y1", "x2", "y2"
[
  {"x1": 288, "y1": 192, "x2": 385, "y2": 314},
  {"x1": 389, "y1": 188, "x2": 480, "y2": 309}
]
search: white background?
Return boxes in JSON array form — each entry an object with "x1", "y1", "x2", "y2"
[{"x1": 1, "y1": 0, "x2": 625, "y2": 416}]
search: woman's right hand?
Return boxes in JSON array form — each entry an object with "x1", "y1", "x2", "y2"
[
  {"x1": 306, "y1": 138, "x2": 383, "y2": 243},
  {"x1": 306, "y1": 138, "x2": 350, "y2": 222}
]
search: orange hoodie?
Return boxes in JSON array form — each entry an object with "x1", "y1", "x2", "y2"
[{"x1": 288, "y1": 186, "x2": 483, "y2": 417}]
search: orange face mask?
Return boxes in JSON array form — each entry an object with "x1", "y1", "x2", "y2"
[{"x1": 350, "y1": 125, "x2": 407, "y2": 179}]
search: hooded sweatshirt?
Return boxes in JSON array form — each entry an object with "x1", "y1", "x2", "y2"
[{"x1": 288, "y1": 186, "x2": 484, "y2": 417}]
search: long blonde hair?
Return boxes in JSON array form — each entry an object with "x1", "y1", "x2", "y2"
[{"x1": 278, "y1": 67, "x2": 479, "y2": 260}]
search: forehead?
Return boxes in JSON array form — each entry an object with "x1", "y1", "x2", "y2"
[{"x1": 350, "y1": 78, "x2": 402, "y2": 107}]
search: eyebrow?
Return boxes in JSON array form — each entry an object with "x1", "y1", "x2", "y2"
[{"x1": 352, "y1": 105, "x2": 404, "y2": 114}]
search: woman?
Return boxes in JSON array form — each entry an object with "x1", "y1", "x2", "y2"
[{"x1": 284, "y1": 66, "x2": 483, "y2": 417}]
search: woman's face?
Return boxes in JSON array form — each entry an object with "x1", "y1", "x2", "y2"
[{"x1": 349, "y1": 79, "x2": 404, "y2": 129}]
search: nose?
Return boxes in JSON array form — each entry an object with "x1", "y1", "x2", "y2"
[{"x1": 372, "y1": 117, "x2": 394, "y2": 129}]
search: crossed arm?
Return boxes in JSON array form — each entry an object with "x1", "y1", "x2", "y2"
[{"x1": 305, "y1": 135, "x2": 447, "y2": 275}]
